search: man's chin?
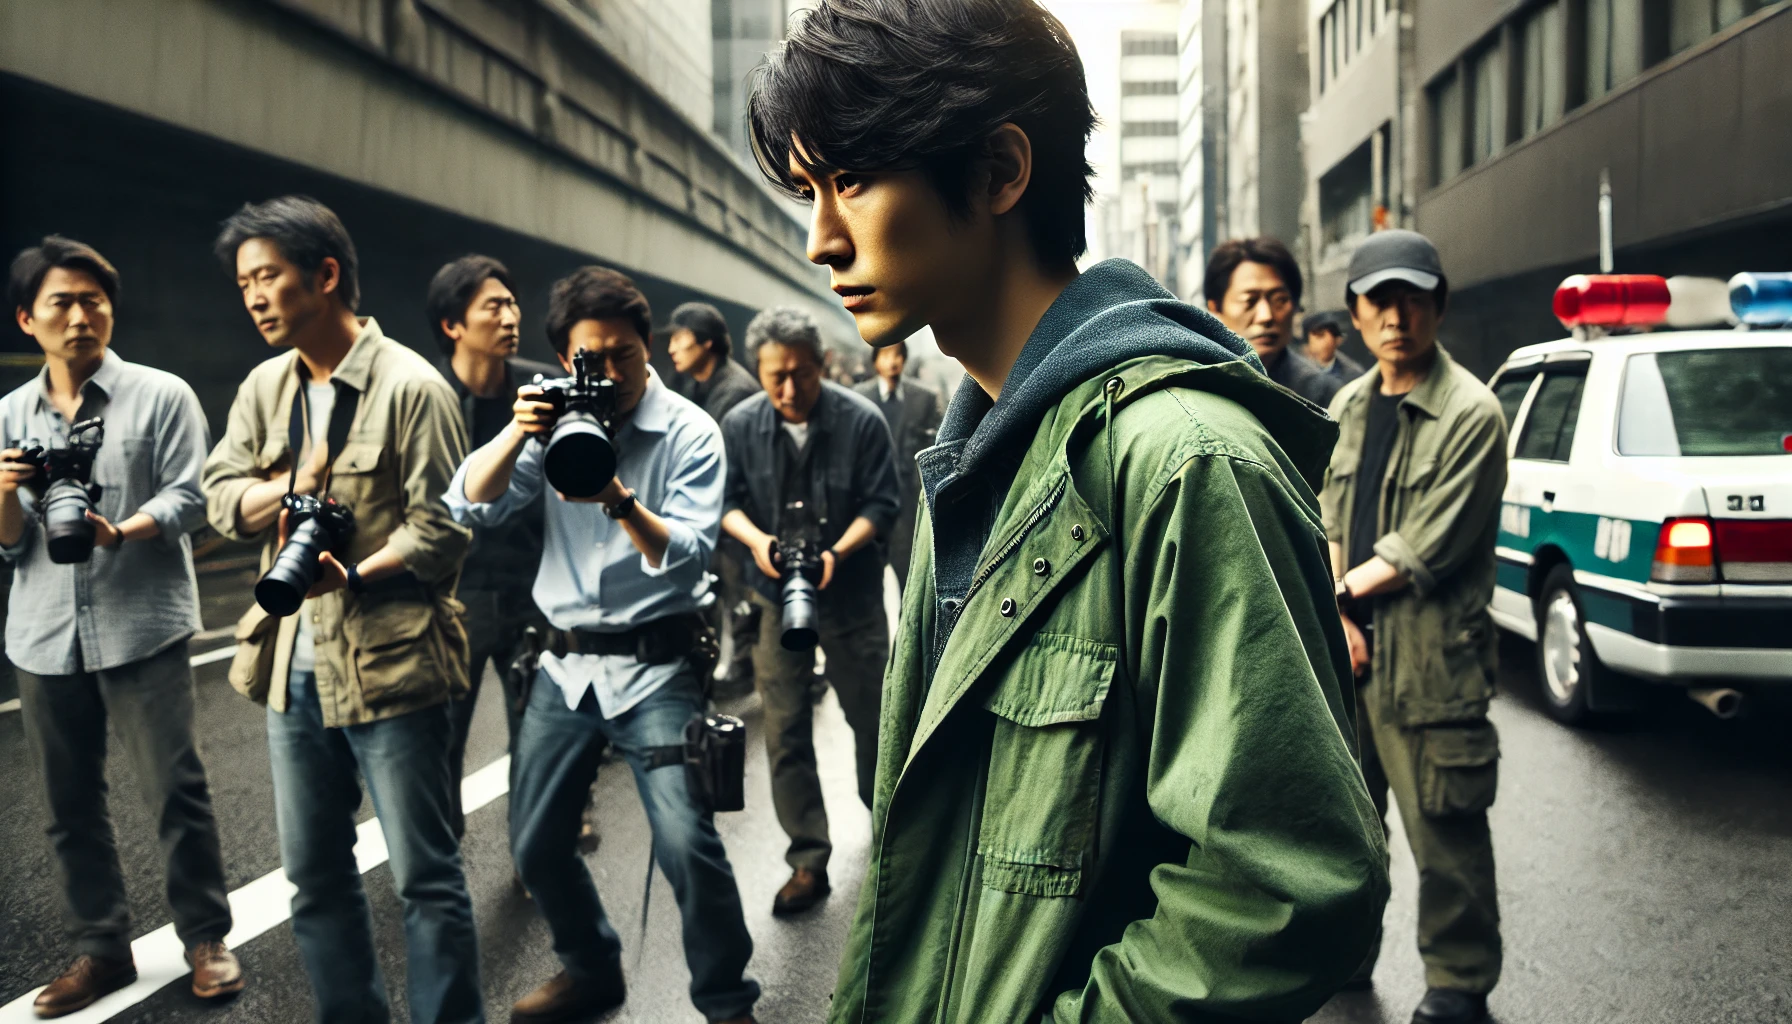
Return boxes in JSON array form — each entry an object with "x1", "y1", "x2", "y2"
[{"x1": 853, "y1": 308, "x2": 919, "y2": 349}]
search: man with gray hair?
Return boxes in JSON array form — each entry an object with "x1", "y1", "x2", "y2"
[{"x1": 720, "y1": 306, "x2": 899, "y2": 916}]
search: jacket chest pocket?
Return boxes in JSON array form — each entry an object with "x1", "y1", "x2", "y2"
[
  {"x1": 977, "y1": 632, "x2": 1116, "y2": 899},
  {"x1": 327, "y1": 442, "x2": 389, "y2": 531}
]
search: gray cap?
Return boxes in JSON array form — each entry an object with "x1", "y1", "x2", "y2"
[{"x1": 1347, "y1": 229, "x2": 1445, "y2": 297}]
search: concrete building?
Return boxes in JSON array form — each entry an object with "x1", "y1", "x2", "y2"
[
  {"x1": 1112, "y1": 26, "x2": 1183, "y2": 289},
  {"x1": 1176, "y1": 0, "x2": 1309, "y2": 301},
  {"x1": 1302, "y1": 0, "x2": 1792, "y2": 376},
  {"x1": 713, "y1": 0, "x2": 787, "y2": 170},
  {"x1": 0, "y1": 0, "x2": 848, "y2": 427}
]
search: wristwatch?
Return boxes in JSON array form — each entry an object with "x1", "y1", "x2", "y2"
[
  {"x1": 1335, "y1": 578, "x2": 1353, "y2": 611},
  {"x1": 345, "y1": 562, "x2": 365, "y2": 594},
  {"x1": 603, "y1": 488, "x2": 638, "y2": 521}
]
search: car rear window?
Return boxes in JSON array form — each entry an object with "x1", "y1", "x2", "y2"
[{"x1": 1618, "y1": 347, "x2": 1792, "y2": 456}]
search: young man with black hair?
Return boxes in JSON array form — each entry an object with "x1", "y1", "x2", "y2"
[
  {"x1": 3, "y1": 237, "x2": 243, "y2": 1017},
  {"x1": 719, "y1": 305, "x2": 899, "y2": 916},
  {"x1": 200, "y1": 196, "x2": 484, "y2": 1024},
  {"x1": 852, "y1": 338, "x2": 941, "y2": 591},
  {"x1": 665, "y1": 300, "x2": 761, "y2": 693},
  {"x1": 425, "y1": 253, "x2": 557, "y2": 837},
  {"x1": 1321, "y1": 229, "x2": 1507, "y2": 1024},
  {"x1": 449, "y1": 267, "x2": 758, "y2": 1024},
  {"x1": 747, "y1": 1, "x2": 1388, "y2": 1020},
  {"x1": 1205, "y1": 236, "x2": 1345, "y2": 408},
  {"x1": 667, "y1": 301, "x2": 760, "y2": 422}
]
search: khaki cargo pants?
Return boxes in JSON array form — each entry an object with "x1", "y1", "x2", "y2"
[{"x1": 1357, "y1": 678, "x2": 1503, "y2": 994}]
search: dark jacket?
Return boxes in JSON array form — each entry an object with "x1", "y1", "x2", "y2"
[
  {"x1": 1266, "y1": 345, "x2": 1345, "y2": 407},
  {"x1": 673, "y1": 356, "x2": 761, "y2": 425},
  {"x1": 720, "y1": 382, "x2": 901, "y2": 616},
  {"x1": 434, "y1": 353, "x2": 558, "y2": 595},
  {"x1": 829, "y1": 259, "x2": 1387, "y2": 1021},
  {"x1": 852, "y1": 376, "x2": 942, "y2": 495}
]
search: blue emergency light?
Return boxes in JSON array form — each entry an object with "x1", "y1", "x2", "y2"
[{"x1": 1728, "y1": 272, "x2": 1792, "y2": 326}]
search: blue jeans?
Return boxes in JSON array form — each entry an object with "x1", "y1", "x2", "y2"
[
  {"x1": 267, "y1": 672, "x2": 484, "y2": 1024},
  {"x1": 511, "y1": 667, "x2": 759, "y2": 1020}
]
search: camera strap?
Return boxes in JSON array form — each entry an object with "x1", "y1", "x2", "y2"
[{"x1": 286, "y1": 378, "x2": 362, "y2": 496}]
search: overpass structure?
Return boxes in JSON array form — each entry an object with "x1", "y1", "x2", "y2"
[{"x1": 0, "y1": 0, "x2": 848, "y2": 421}]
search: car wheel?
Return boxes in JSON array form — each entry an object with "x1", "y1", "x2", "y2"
[{"x1": 1534, "y1": 564, "x2": 1602, "y2": 726}]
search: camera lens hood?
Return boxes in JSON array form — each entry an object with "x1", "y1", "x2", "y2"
[{"x1": 543, "y1": 417, "x2": 618, "y2": 499}]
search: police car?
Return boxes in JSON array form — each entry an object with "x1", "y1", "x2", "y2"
[{"x1": 1488, "y1": 272, "x2": 1792, "y2": 725}]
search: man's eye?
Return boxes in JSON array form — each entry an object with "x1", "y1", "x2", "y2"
[
  {"x1": 797, "y1": 188, "x2": 815, "y2": 202},
  {"x1": 836, "y1": 174, "x2": 864, "y2": 194}
]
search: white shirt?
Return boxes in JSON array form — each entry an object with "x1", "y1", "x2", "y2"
[
  {"x1": 877, "y1": 378, "x2": 901, "y2": 403},
  {"x1": 781, "y1": 419, "x2": 811, "y2": 449}
]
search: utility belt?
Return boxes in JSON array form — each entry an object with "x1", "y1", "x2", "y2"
[{"x1": 544, "y1": 613, "x2": 715, "y2": 671}]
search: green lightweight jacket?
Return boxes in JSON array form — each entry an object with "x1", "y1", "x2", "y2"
[{"x1": 831, "y1": 354, "x2": 1390, "y2": 1023}]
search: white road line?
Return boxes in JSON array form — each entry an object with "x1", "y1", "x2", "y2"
[{"x1": 0, "y1": 754, "x2": 513, "y2": 1023}]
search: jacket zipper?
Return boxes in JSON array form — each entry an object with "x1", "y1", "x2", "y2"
[{"x1": 962, "y1": 474, "x2": 1069, "y2": 607}]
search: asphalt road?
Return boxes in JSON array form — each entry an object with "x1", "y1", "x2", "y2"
[{"x1": 2, "y1": 566, "x2": 1788, "y2": 1022}]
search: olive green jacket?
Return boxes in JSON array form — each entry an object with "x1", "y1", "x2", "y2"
[
  {"x1": 831, "y1": 355, "x2": 1389, "y2": 1023},
  {"x1": 201, "y1": 318, "x2": 472, "y2": 727},
  {"x1": 1320, "y1": 345, "x2": 1508, "y2": 726}
]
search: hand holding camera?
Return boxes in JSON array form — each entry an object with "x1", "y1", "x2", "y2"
[
  {"x1": 528, "y1": 350, "x2": 619, "y2": 499},
  {"x1": 254, "y1": 493, "x2": 356, "y2": 615},
  {"x1": 6, "y1": 417, "x2": 106, "y2": 564}
]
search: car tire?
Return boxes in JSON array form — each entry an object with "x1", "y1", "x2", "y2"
[{"x1": 1534, "y1": 564, "x2": 1603, "y2": 727}]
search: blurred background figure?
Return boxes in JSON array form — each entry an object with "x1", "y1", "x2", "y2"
[{"x1": 852, "y1": 339, "x2": 940, "y2": 594}]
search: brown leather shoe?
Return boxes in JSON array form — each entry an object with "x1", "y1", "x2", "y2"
[
  {"x1": 33, "y1": 954, "x2": 137, "y2": 1018},
  {"x1": 511, "y1": 967, "x2": 626, "y2": 1022},
  {"x1": 186, "y1": 941, "x2": 244, "y2": 999},
  {"x1": 771, "y1": 867, "x2": 830, "y2": 916}
]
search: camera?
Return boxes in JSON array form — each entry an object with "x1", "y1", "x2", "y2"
[
  {"x1": 772, "y1": 499, "x2": 826, "y2": 651},
  {"x1": 10, "y1": 417, "x2": 105, "y2": 564},
  {"x1": 533, "y1": 350, "x2": 619, "y2": 499},
  {"x1": 255, "y1": 493, "x2": 356, "y2": 616}
]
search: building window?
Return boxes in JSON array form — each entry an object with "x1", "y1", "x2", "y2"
[
  {"x1": 1320, "y1": 137, "x2": 1375, "y2": 257},
  {"x1": 1122, "y1": 121, "x2": 1179, "y2": 137},
  {"x1": 1518, "y1": 1, "x2": 1565, "y2": 139},
  {"x1": 1586, "y1": 0, "x2": 1644, "y2": 102},
  {"x1": 1430, "y1": 68, "x2": 1464, "y2": 185},
  {"x1": 1467, "y1": 42, "x2": 1506, "y2": 166},
  {"x1": 1122, "y1": 35, "x2": 1178, "y2": 56},
  {"x1": 1122, "y1": 80, "x2": 1178, "y2": 96},
  {"x1": 1670, "y1": 0, "x2": 1769, "y2": 53}
]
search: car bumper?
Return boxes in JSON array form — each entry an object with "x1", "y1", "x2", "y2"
[{"x1": 1585, "y1": 593, "x2": 1792, "y2": 684}]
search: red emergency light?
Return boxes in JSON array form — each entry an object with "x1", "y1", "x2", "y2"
[{"x1": 1553, "y1": 274, "x2": 1671, "y2": 329}]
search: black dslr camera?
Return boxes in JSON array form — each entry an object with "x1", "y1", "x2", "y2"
[
  {"x1": 772, "y1": 499, "x2": 826, "y2": 651},
  {"x1": 10, "y1": 417, "x2": 105, "y2": 564},
  {"x1": 533, "y1": 350, "x2": 619, "y2": 499},
  {"x1": 255, "y1": 493, "x2": 356, "y2": 616}
]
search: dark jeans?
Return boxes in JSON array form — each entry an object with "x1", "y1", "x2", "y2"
[
  {"x1": 748, "y1": 590, "x2": 885, "y2": 873},
  {"x1": 268, "y1": 671, "x2": 484, "y2": 1024},
  {"x1": 16, "y1": 638, "x2": 231, "y2": 961},
  {"x1": 447, "y1": 588, "x2": 542, "y2": 835},
  {"x1": 510, "y1": 667, "x2": 759, "y2": 1021}
]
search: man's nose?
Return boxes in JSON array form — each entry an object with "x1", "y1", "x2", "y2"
[{"x1": 807, "y1": 197, "x2": 851, "y2": 268}]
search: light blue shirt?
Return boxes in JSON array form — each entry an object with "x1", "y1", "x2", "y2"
[{"x1": 445, "y1": 371, "x2": 724, "y2": 718}]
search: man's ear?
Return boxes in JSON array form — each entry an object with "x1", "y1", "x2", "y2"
[
  {"x1": 15, "y1": 307, "x2": 34, "y2": 337},
  {"x1": 1347, "y1": 295, "x2": 1367, "y2": 334},
  {"x1": 985, "y1": 124, "x2": 1033, "y2": 219},
  {"x1": 315, "y1": 257, "x2": 341, "y2": 298}
]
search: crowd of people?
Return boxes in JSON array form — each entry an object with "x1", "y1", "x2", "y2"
[{"x1": 3, "y1": 2, "x2": 1515, "y2": 1024}]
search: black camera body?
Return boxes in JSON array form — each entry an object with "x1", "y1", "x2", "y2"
[
  {"x1": 773, "y1": 499, "x2": 825, "y2": 651},
  {"x1": 10, "y1": 417, "x2": 105, "y2": 564},
  {"x1": 255, "y1": 492, "x2": 356, "y2": 616},
  {"x1": 534, "y1": 350, "x2": 619, "y2": 499}
]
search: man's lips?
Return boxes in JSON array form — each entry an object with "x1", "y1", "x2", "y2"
[
  {"x1": 257, "y1": 318, "x2": 280, "y2": 332},
  {"x1": 833, "y1": 285, "x2": 874, "y2": 311}
]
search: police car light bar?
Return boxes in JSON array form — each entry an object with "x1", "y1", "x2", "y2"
[
  {"x1": 1729, "y1": 272, "x2": 1792, "y2": 326},
  {"x1": 1553, "y1": 274, "x2": 1671, "y2": 330}
]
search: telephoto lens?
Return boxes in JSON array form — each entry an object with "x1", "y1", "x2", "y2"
[
  {"x1": 255, "y1": 495, "x2": 355, "y2": 616},
  {"x1": 779, "y1": 573, "x2": 819, "y2": 651},
  {"x1": 542, "y1": 408, "x2": 617, "y2": 498},
  {"x1": 41, "y1": 478, "x2": 97, "y2": 564}
]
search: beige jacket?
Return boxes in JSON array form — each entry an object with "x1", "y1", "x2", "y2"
[{"x1": 201, "y1": 318, "x2": 472, "y2": 727}]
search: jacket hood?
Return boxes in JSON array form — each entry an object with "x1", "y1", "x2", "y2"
[{"x1": 939, "y1": 258, "x2": 1331, "y2": 485}]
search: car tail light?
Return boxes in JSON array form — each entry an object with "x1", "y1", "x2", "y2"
[
  {"x1": 1652, "y1": 517, "x2": 1715, "y2": 583},
  {"x1": 1712, "y1": 520, "x2": 1792, "y2": 583}
]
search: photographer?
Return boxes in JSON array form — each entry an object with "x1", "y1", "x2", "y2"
[
  {"x1": 448, "y1": 267, "x2": 758, "y2": 1024},
  {"x1": 200, "y1": 197, "x2": 483, "y2": 1024},
  {"x1": 425, "y1": 253, "x2": 556, "y2": 837},
  {"x1": 719, "y1": 306, "x2": 898, "y2": 916},
  {"x1": 3, "y1": 237, "x2": 241, "y2": 1017}
]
